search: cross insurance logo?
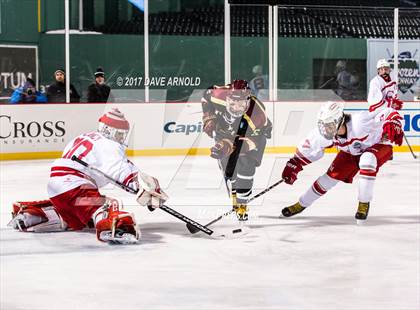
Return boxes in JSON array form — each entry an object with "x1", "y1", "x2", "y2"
[{"x1": 0, "y1": 115, "x2": 66, "y2": 145}]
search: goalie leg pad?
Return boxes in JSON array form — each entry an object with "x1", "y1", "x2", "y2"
[
  {"x1": 9, "y1": 200, "x2": 67, "y2": 232},
  {"x1": 93, "y1": 198, "x2": 140, "y2": 244}
]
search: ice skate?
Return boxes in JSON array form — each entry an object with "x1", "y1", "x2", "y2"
[
  {"x1": 231, "y1": 192, "x2": 249, "y2": 221},
  {"x1": 355, "y1": 202, "x2": 370, "y2": 225},
  {"x1": 234, "y1": 204, "x2": 249, "y2": 221},
  {"x1": 281, "y1": 202, "x2": 305, "y2": 217}
]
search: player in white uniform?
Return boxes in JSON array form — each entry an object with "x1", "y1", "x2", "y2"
[
  {"x1": 280, "y1": 101, "x2": 403, "y2": 222},
  {"x1": 367, "y1": 59, "x2": 403, "y2": 112},
  {"x1": 9, "y1": 108, "x2": 168, "y2": 244}
]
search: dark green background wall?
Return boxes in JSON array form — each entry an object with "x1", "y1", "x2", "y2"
[{"x1": 1, "y1": 0, "x2": 367, "y2": 101}]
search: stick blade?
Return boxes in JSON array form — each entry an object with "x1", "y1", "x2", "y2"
[{"x1": 186, "y1": 223, "x2": 201, "y2": 234}]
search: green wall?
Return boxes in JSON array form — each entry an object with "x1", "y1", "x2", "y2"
[
  {"x1": 33, "y1": 34, "x2": 368, "y2": 102},
  {"x1": 278, "y1": 37, "x2": 366, "y2": 89},
  {"x1": 0, "y1": 0, "x2": 39, "y2": 43},
  {"x1": 38, "y1": 34, "x2": 145, "y2": 100}
]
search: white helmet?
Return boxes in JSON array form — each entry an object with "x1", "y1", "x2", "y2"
[
  {"x1": 376, "y1": 59, "x2": 390, "y2": 69},
  {"x1": 98, "y1": 108, "x2": 130, "y2": 145},
  {"x1": 336, "y1": 60, "x2": 347, "y2": 70},
  {"x1": 317, "y1": 101, "x2": 345, "y2": 140}
]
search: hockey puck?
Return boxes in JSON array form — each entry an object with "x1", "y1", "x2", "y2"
[{"x1": 232, "y1": 228, "x2": 242, "y2": 234}]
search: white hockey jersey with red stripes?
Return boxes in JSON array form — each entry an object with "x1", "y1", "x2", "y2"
[
  {"x1": 47, "y1": 131, "x2": 138, "y2": 198},
  {"x1": 295, "y1": 108, "x2": 398, "y2": 164},
  {"x1": 367, "y1": 73, "x2": 397, "y2": 112}
]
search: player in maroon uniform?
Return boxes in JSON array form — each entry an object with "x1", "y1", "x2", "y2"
[{"x1": 201, "y1": 80, "x2": 272, "y2": 220}]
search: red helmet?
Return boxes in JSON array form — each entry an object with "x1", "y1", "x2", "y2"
[
  {"x1": 226, "y1": 80, "x2": 251, "y2": 118},
  {"x1": 98, "y1": 108, "x2": 130, "y2": 145}
]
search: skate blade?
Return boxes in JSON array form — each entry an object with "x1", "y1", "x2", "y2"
[
  {"x1": 356, "y1": 219, "x2": 367, "y2": 226},
  {"x1": 100, "y1": 232, "x2": 139, "y2": 245}
]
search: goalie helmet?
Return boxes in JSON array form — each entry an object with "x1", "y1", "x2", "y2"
[
  {"x1": 317, "y1": 101, "x2": 345, "y2": 140},
  {"x1": 226, "y1": 79, "x2": 251, "y2": 118},
  {"x1": 98, "y1": 108, "x2": 130, "y2": 145}
]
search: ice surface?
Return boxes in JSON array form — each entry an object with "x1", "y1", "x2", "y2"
[{"x1": 1, "y1": 154, "x2": 419, "y2": 310}]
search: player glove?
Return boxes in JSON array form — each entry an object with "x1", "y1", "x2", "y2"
[
  {"x1": 203, "y1": 112, "x2": 217, "y2": 138},
  {"x1": 382, "y1": 115, "x2": 403, "y2": 146},
  {"x1": 391, "y1": 97, "x2": 403, "y2": 110},
  {"x1": 210, "y1": 139, "x2": 234, "y2": 159},
  {"x1": 136, "y1": 173, "x2": 169, "y2": 210},
  {"x1": 282, "y1": 157, "x2": 305, "y2": 185}
]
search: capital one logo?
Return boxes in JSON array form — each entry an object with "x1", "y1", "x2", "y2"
[
  {"x1": 163, "y1": 121, "x2": 203, "y2": 135},
  {"x1": 403, "y1": 114, "x2": 420, "y2": 132},
  {"x1": 0, "y1": 115, "x2": 66, "y2": 139}
]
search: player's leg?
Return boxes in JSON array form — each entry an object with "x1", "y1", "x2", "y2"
[
  {"x1": 9, "y1": 199, "x2": 68, "y2": 232},
  {"x1": 356, "y1": 144, "x2": 393, "y2": 222},
  {"x1": 232, "y1": 155, "x2": 258, "y2": 221},
  {"x1": 50, "y1": 185, "x2": 139, "y2": 243},
  {"x1": 282, "y1": 151, "x2": 359, "y2": 217}
]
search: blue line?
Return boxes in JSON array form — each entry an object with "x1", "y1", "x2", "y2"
[{"x1": 405, "y1": 135, "x2": 420, "y2": 137}]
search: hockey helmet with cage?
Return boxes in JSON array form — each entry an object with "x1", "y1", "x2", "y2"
[
  {"x1": 98, "y1": 108, "x2": 130, "y2": 145},
  {"x1": 317, "y1": 101, "x2": 345, "y2": 140},
  {"x1": 226, "y1": 79, "x2": 251, "y2": 118}
]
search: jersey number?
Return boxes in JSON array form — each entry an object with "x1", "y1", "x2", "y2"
[{"x1": 63, "y1": 138, "x2": 93, "y2": 160}]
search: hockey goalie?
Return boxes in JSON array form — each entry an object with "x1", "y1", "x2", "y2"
[
  {"x1": 9, "y1": 108, "x2": 168, "y2": 244},
  {"x1": 280, "y1": 101, "x2": 404, "y2": 223}
]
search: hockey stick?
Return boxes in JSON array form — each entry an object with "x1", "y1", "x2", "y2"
[
  {"x1": 186, "y1": 179, "x2": 284, "y2": 234},
  {"x1": 403, "y1": 133, "x2": 418, "y2": 159},
  {"x1": 71, "y1": 155, "x2": 214, "y2": 236}
]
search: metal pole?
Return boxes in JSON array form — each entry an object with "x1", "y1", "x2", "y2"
[
  {"x1": 268, "y1": 6, "x2": 273, "y2": 101},
  {"x1": 144, "y1": 0, "x2": 149, "y2": 102},
  {"x1": 65, "y1": 0, "x2": 70, "y2": 103},
  {"x1": 393, "y1": 8, "x2": 399, "y2": 87},
  {"x1": 273, "y1": 5, "x2": 278, "y2": 101},
  {"x1": 79, "y1": 0, "x2": 84, "y2": 31},
  {"x1": 224, "y1": 0, "x2": 231, "y2": 84}
]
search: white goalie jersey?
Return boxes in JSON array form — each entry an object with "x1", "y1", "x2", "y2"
[
  {"x1": 47, "y1": 131, "x2": 138, "y2": 198},
  {"x1": 367, "y1": 72, "x2": 397, "y2": 112},
  {"x1": 295, "y1": 109, "x2": 395, "y2": 164}
]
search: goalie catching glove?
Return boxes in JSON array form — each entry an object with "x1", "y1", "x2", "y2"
[{"x1": 136, "y1": 172, "x2": 169, "y2": 210}]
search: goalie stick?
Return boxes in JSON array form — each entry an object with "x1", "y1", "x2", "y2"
[
  {"x1": 70, "y1": 156, "x2": 218, "y2": 236},
  {"x1": 186, "y1": 179, "x2": 284, "y2": 234}
]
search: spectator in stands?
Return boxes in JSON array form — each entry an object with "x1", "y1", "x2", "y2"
[
  {"x1": 87, "y1": 67, "x2": 113, "y2": 103},
  {"x1": 9, "y1": 78, "x2": 47, "y2": 104},
  {"x1": 46, "y1": 68, "x2": 80, "y2": 103},
  {"x1": 333, "y1": 60, "x2": 360, "y2": 100},
  {"x1": 249, "y1": 65, "x2": 269, "y2": 101}
]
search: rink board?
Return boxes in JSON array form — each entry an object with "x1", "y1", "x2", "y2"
[{"x1": 0, "y1": 101, "x2": 419, "y2": 160}]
